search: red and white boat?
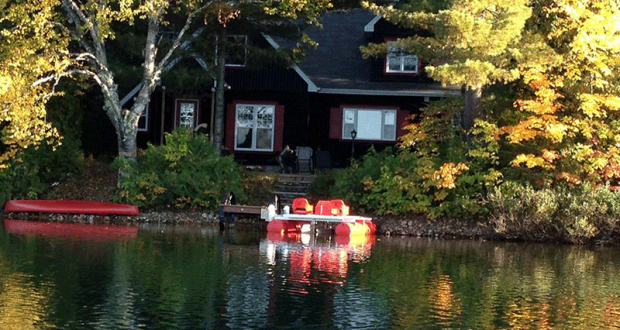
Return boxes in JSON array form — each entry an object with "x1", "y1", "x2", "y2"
[
  {"x1": 4, "y1": 199, "x2": 139, "y2": 216},
  {"x1": 266, "y1": 197, "x2": 375, "y2": 236}
]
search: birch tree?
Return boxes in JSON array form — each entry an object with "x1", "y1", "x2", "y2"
[
  {"x1": 57, "y1": 0, "x2": 212, "y2": 161},
  {"x1": 3, "y1": 0, "x2": 211, "y2": 163},
  {"x1": 2, "y1": 0, "x2": 331, "y2": 164}
]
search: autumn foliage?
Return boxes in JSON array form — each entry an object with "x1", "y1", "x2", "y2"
[
  {"x1": 500, "y1": 0, "x2": 620, "y2": 187},
  {"x1": 320, "y1": 0, "x2": 620, "y2": 232}
]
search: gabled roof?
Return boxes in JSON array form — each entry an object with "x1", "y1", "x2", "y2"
[
  {"x1": 271, "y1": 9, "x2": 460, "y2": 97},
  {"x1": 120, "y1": 28, "x2": 209, "y2": 107}
]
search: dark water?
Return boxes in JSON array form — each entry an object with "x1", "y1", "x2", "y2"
[{"x1": 1, "y1": 220, "x2": 620, "y2": 329}]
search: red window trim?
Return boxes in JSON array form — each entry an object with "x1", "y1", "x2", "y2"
[
  {"x1": 174, "y1": 99, "x2": 200, "y2": 129},
  {"x1": 225, "y1": 100, "x2": 284, "y2": 153}
]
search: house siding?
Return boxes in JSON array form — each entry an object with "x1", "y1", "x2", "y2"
[
  {"x1": 226, "y1": 63, "x2": 308, "y2": 93},
  {"x1": 308, "y1": 93, "x2": 427, "y2": 167}
]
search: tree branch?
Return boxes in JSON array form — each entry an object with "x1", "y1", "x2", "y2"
[
  {"x1": 155, "y1": 4, "x2": 210, "y2": 75},
  {"x1": 60, "y1": 0, "x2": 108, "y2": 67},
  {"x1": 32, "y1": 69, "x2": 101, "y2": 88}
]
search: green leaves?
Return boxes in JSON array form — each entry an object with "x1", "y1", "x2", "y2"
[
  {"x1": 362, "y1": 0, "x2": 532, "y2": 89},
  {"x1": 115, "y1": 129, "x2": 245, "y2": 209}
]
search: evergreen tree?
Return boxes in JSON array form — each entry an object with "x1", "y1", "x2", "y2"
[{"x1": 361, "y1": 0, "x2": 533, "y2": 129}]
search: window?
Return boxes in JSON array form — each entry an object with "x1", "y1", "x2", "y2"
[
  {"x1": 342, "y1": 108, "x2": 397, "y2": 141},
  {"x1": 138, "y1": 104, "x2": 149, "y2": 132},
  {"x1": 235, "y1": 104, "x2": 275, "y2": 151},
  {"x1": 226, "y1": 35, "x2": 247, "y2": 67},
  {"x1": 175, "y1": 99, "x2": 199, "y2": 129},
  {"x1": 386, "y1": 43, "x2": 419, "y2": 74}
]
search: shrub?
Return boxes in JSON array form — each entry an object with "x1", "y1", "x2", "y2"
[
  {"x1": 240, "y1": 172, "x2": 278, "y2": 206},
  {"x1": 114, "y1": 129, "x2": 245, "y2": 209},
  {"x1": 487, "y1": 182, "x2": 620, "y2": 242},
  {"x1": 0, "y1": 137, "x2": 84, "y2": 206},
  {"x1": 321, "y1": 100, "x2": 503, "y2": 219}
]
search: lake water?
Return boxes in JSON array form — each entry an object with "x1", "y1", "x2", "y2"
[{"x1": 1, "y1": 219, "x2": 620, "y2": 329}]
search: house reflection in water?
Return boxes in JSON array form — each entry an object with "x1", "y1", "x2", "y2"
[{"x1": 261, "y1": 233, "x2": 377, "y2": 328}]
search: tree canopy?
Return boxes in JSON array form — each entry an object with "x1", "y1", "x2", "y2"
[
  {"x1": 361, "y1": 0, "x2": 535, "y2": 129},
  {"x1": 0, "y1": 0, "x2": 67, "y2": 163},
  {"x1": 0, "y1": 0, "x2": 331, "y2": 165},
  {"x1": 502, "y1": 0, "x2": 620, "y2": 185}
]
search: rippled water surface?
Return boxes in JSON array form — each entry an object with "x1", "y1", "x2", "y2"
[{"x1": 1, "y1": 220, "x2": 620, "y2": 329}]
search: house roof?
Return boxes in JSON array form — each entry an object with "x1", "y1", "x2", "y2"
[{"x1": 271, "y1": 9, "x2": 460, "y2": 97}]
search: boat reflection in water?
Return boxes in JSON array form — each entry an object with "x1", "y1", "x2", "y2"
[
  {"x1": 3, "y1": 219, "x2": 139, "y2": 241},
  {"x1": 261, "y1": 232, "x2": 379, "y2": 328},
  {"x1": 264, "y1": 233, "x2": 374, "y2": 283}
]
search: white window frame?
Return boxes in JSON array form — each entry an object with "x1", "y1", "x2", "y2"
[
  {"x1": 342, "y1": 108, "x2": 397, "y2": 142},
  {"x1": 175, "y1": 99, "x2": 199, "y2": 129},
  {"x1": 138, "y1": 104, "x2": 149, "y2": 132},
  {"x1": 225, "y1": 35, "x2": 248, "y2": 68},
  {"x1": 234, "y1": 103, "x2": 275, "y2": 151},
  {"x1": 386, "y1": 43, "x2": 419, "y2": 74}
]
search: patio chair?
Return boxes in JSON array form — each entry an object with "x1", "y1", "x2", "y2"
[
  {"x1": 292, "y1": 197, "x2": 314, "y2": 214},
  {"x1": 296, "y1": 146, "x2": 313, "y2": 173}
]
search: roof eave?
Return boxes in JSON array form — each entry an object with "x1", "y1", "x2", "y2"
[
  {"x1": 317, "y1": 87, "x2": 461, "y2": 98},
  {"x1": 364, "y1": 14, "x2": 382, "y2": 35},
  {"x1": 262, "y1": 33, "x2": 319, "y2": 93}
]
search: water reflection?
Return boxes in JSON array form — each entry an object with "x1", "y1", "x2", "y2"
[
  {"x1": 261, "y1": 232, "x2": 380, "y2": 329},
  {"x1": 2, "y1": 220, "x2": 620, "y2": 329},
  {"x1": 3, "y1": 219, "x2": 138, "y2": 241},
  {"x1": 371, "y1": 237, "x2": 620, "y2": 329}
]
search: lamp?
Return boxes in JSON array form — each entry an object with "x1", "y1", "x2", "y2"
[{"x1": 350, "y1": 129, "x2": 357, "y2": 162}]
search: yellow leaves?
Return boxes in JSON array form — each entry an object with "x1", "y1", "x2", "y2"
[
  {"x1": 541, "y1": 149, "x2": 560, "y2": 162},
  {"x1": 0, "y1": 0, "x2": 70, "y2": 163},
  {"x1": 502, "y1": 116, "x2": 568, "y2": 144},
  {"x1": 557, "y1": 172, "x2": 582, "y2": 185},
  {"x1": 512, "y1": 149, "x2": 559, "y2": 169},
  {"x1": 432, "y1": 162, "x2": 469, "y2": 190},
  {"x1": 511, "y1": 154, "x2": 550, "y2": 169},
  {"x1": 154, "y1": 186, "x2": 166, "y2": 194},
  {"x1": 263, "y1": 0, "x2": 331, "y2": 24},
  {"x1": 579, "y1": 93, "x2": 620, "y2": 118},
  {"x1": 427, "y1": 60, "x2": 498, "y2": 89}
]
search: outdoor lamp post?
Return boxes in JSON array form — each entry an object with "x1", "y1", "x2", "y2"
[{"x1": 350, "y1": 129, "x2": 357, "y2": 161}]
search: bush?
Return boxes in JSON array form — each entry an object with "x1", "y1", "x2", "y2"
[
  {"x1": 240, "y1": 172, "x2": 278, "y2": 206},
  {"x1": 114, "y1": 129, "x2": 245, "y2": 209},
  {"x1": 316, "y1": 100, "x2": 503, "y2": 219},
  {"x1": 309, "y1": 148, "x2": 434, "y2": 215},
  {"x1": 0, "y1": 137, "x2": 84, "y2": 206},
  {"x1": 487, "y1": 182, "x2": 620, "y2": 242}
]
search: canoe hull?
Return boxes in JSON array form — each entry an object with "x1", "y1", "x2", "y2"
[{"x1": 4, "y1": 200, "x2": 139, "y2": 216}]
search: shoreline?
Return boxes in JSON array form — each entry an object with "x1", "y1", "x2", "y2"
[{"x1": 3, "y1": 210, "x2": 619, "y2": 246}]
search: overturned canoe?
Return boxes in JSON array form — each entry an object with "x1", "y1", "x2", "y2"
[{"x1": 4, "y1": 200, "x2": 139, "y2": 216}]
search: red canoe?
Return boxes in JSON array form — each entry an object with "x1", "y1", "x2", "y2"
[
  {"x1": 4, "y1": 200, "x2": 139, "y2": 216},
  {"x1": 3, "y1": 219, "x2": 138, "y2": 240}
]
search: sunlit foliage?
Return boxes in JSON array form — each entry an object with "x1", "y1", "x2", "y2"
[{"x1": 501, "y1": 0, "x2": 620, "y2": 186}]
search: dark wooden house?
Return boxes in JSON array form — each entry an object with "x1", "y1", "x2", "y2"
[{"x1": 129, "y1": 9, "x2": 460, "y2": 169}]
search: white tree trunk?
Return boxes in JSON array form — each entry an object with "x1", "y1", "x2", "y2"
[{"x1": 60, "y1": 0, "x2": 205, "y2": 162}]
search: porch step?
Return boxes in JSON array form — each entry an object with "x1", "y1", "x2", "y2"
[{"x1": 271, "y1": 173, "x2": 315, "y2": 206}]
